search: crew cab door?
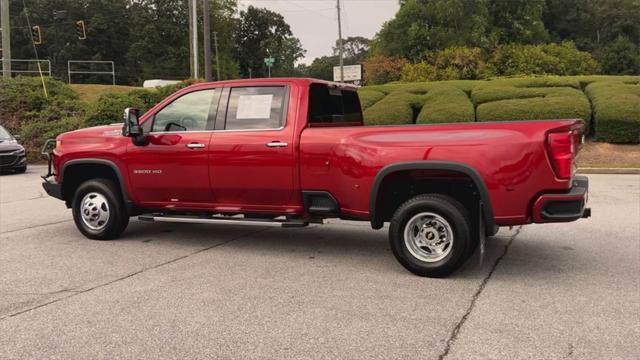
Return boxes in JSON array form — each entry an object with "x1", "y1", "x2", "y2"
[
  {"x1": 209, "y1": 85, "x2": 296, "y2": 211},
  {"x1": 125, "y1": 88, "x2": 220, "y2": 205}
]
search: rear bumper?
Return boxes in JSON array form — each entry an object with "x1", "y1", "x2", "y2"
[
  {"x1": 42, "y1": 178, "x2": 63, "y2": 201},
  {"x1": 532, "y1": 175, "x2": 590, "y2": 223}
]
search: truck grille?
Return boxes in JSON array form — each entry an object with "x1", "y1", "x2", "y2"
[{"x1": 0, "y1": 155, "x2": 17, "y2": 166}]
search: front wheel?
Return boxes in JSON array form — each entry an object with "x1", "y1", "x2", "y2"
[
  {"x1": 72, "y1": 179, "x2": 129, "y2": 240},
  {"x1": 389, "y1": 194, "x2": 472, "y2": 278}
]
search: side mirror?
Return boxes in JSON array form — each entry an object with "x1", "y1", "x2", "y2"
[
  {"x1": 13, "y1": 135, "x2": 21, "y2": 141},
  {"x1": 122, "y1": 108, "x2": 142, "y2": 137}
]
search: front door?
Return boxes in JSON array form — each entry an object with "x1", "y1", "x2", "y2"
[
  {"x1": 209, "y1": 85, "x2": 296, "y2": 211},
  {"x1": 126, "y1": 88, "x2": 219, "y2": 206}
]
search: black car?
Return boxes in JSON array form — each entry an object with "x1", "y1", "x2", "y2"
[{"x1": 0, "y1": 125, "x2": 27, "y2": 174}]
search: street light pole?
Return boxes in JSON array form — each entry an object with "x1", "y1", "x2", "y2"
[
  {"x1": 336, "y1": 0, "x2": 343, "y2": 82},
  {"x1": 191, "y1": 0, "x2": 199, "y2": 79},
  {"x1": 213, "y1": 31, "x2": 220, "y2": 80},
  {"x1": 202, "y1": 0, "x2": 212, "y2": 81},
  {"x1": 1, "y1": 0, "x2": 11, "y2": 78}
]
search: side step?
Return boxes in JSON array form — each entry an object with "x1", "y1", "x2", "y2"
[{"x1": 138, "y1": 214, "x2": 309, "y2": 228}]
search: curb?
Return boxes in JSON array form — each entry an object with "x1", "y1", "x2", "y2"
[{"x1": 578, "y1": 168, "x2": 640, "y2": 174}]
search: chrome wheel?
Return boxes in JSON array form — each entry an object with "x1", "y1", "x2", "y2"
[
  {"x1": 404, "y1": 212, "x2": 454, "y2": 262},
  {"x1": 80, "y1": 192, "x2": 110, "y2": 231}
]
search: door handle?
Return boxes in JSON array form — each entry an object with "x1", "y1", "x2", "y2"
[
  {"x1": 186, "y1": 143, "x2": 206, "y2": 149},
  {"x1": 266, "y1": 141, "x2": 288, "y2": 148}
]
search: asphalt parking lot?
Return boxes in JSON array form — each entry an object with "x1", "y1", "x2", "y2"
[{"x1": 1, "y1": 166, "x2": 638, "y2": 359}]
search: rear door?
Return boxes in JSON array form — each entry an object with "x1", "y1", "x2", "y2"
[
  {"x1": 126, "y1": 88, "x2": 220, "y2": 205},
  {"x1": 209, "y1": 85, "x2": 295, "y2": 211}
]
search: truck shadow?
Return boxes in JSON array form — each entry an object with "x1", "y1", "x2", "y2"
[{"x1": 121, "y1": 220, "x2": 552, "y2": 279}]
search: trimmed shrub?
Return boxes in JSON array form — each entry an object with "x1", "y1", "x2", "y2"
[
  {"x1": 417, "y1": 85, "x2": 475, "y2": 123},
  {"x1": 363, "y1": 91, "x2": 422, "y2": 125},
  {"x1": 585, "y1": 82, "x2": 640, "y2": 143},
  {"x1": 363, "y1": 83, "x2": 474, "y2": 125},
  {"x1": 471, "y1": 77, "x2": 592, "y2": 132},
  {"x1": 358, "y1": 90, "x2": 386, "y2": 110},
  {"x1": 85, "y1": 92, "x2": 147, "y2": 127}
]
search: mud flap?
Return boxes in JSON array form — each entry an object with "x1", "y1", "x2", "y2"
[{"x1": 478, "y1": 203, "x2": 486, "y2": 266}]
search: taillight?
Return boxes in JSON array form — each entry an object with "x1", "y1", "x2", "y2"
[{"x1": 547, "y1": 131, "x2": 575, "y2": 180}]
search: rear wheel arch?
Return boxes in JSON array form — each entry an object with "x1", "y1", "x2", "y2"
[
  {"x1": 60, "y1": 159, "x2": 129, "y2": 207},
  {"x1": 369, "y1": 161, "x2": 497, "y2": 235}
]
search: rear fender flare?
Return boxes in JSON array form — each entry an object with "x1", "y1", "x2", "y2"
[{"x1": 369, "y1": 161, "x2": 497, "y2": 236}]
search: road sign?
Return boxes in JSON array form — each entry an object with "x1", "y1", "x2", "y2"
[
  {"x1": 333, "y1": 64, "x2": 363, "y2": 82},
  {"x1": 264, "y1": 57, "x2": 275, "y2": 67}
]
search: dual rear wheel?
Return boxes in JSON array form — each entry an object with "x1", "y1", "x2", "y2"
[{"x1": 389, "y1": 194, "x2": 476, "y2": 278}]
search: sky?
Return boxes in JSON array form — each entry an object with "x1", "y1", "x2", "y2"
[{"x1": 237, "y1": 0, "x2": 400, "y2": 64}]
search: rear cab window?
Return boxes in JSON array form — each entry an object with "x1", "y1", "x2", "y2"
[{"x1": 308, "y1": 83, "x2": 363, "y2": 127}]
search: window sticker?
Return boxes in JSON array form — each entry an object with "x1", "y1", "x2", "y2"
[{"x1": 236, "y1": 94, "x2": 273, "y2": 119}]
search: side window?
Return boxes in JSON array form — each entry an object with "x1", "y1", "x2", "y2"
[
  {"x1": 152, "y1": 89, "x2": 217, "y2": 132},
  {"x1": 225, "y1": 87, "x2": 286, "y2": 130}
]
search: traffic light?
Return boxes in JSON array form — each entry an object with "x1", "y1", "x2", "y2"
[
  {"x1": 31, "y1": 25, "x2": 42, "y2": 45},
  {"x1": 75, "y1": 20, "x2": 86, "y2": 40}
]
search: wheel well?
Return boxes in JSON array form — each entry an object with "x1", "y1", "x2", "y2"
[
  {"x1": 373, "y1": 169, "x2": 483, "y2": 231},
  {"x1": 61, "y1": 163, "x2": 124, "y2": 206}
]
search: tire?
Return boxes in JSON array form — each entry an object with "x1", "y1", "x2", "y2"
[
  {"x1": 389, "y1": 194, "x2": 472, "y2": 278},
  {"x1": 72, "y1": 179, "x2": 129, "y2": 240},
  {"x1": 15, "y1": 166, "x2": 27, "y2": 174}
]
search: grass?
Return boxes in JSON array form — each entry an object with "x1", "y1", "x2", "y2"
[{"x1": 577, "y1": 141, "x2": 640, "y2": 168}]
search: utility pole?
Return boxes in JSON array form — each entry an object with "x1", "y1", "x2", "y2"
[
  {"x1": 202, "y1": 0, "x2": 212, "y2": 81},
  {"x1": 213, "y1": 31, "x2": 220, "y2": 80},
  {"x1": 191, "y1": 0, "x2": 199, "y2": 79},
  {"x1": 1, "y1": 0, "x2": 11, "y2": 78},
  {"x1": 336, "y1": 0, "x2": 343, "y2": 82}
]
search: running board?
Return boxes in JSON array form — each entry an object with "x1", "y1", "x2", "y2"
[{"x1": 138, "y1": 214, "x2": 309, "y2": 228}]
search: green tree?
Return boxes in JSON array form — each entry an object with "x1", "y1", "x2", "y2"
[
  {"x1": 376, "y1": 0, "x2": 490, "y2": 61},
  {"x1": 332, "y1": 36, "x2": 370, "y2": 63},
  {"x1": 488, "y1": 0, "x2": 548, "y2": 45},
  {"x1": 10, "y1": 0, "x2": 132, "y2": 83},
  {"x1": 306, "y1": 55, "x2": 339, "y2": 80},
  {"x1": 236, "y1": 6, "x2": 305, "y2": 78},
  {"x1": 597, "y1": 36, "x2": 640, "y2": 75},
  {"x1": 544, "y1": 0, "x2": 640, "y2": 50}
]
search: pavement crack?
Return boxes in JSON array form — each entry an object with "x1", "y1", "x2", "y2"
[
  {"x1": 1, "y1": 227, "x2": 270, "y2": 321},
  {"x1": 0, "y1": 220, "x2": 73, "y2": 235},
  {"x1": 438, "y1": 226, "x2": 522, "y2": 360}
]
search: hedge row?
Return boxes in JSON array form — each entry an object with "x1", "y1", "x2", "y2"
[
  {"x1": 585, "y1": 82, "x2": 640, "y2": 143},
  {"x1": 362, "y1": 83, "x2": 474, "y2": 125},
  {"x1": 361, "y1": 75, "x2": 640, "y2": 143}
]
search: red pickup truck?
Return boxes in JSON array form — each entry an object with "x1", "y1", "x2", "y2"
[{"x1": 42, "y1": 78, "x2": 590, "y2": 277}]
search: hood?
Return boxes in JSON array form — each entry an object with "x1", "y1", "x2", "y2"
[
  {"x1": 0, "y1": 140, "x2": 23, "y2": 152},
  {"x1": 57, "y1": 123, "x2": 122, "y2": 140}
]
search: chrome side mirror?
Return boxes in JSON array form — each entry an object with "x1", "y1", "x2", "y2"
[{"x1": 122, "y1": 108, "x2": 142, "y2": 137}]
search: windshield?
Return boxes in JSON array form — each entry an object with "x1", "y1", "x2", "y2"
[{"x1": 0, "y1": 126, "x2": 13, "y2": 141}]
